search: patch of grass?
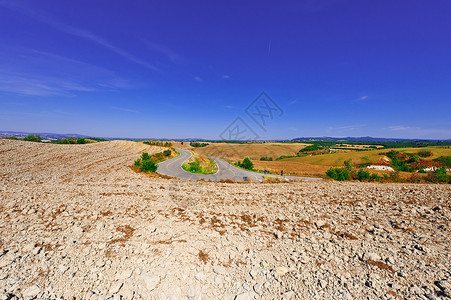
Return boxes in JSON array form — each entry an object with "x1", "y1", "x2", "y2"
[{"x1": 182, "y1": 152, "x2": 217, "y2": 174}]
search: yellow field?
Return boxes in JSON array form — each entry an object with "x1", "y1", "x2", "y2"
[
  {"x1": 191, "y1": 142, "x2": 310, "y2": 161},
  {"x1": 253, "y1": 160, "x2": 329, "y2": 177}
]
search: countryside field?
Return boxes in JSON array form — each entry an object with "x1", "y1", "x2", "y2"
[
  {"x1": 190, "y1": 142, "x2": 310, "y2": 161},
  {"x1": 190, "y1": 143, "x2": 451, "y2": 177}
]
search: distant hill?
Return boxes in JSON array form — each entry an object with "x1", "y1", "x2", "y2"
[
  {"x1": 291, "y1": 136, "x2": 449, "y2": 142},
  {"x1": 0, "y1": 131, "x2": 90, "y2": 140},
  {"x1": 1, "y1": 131, "x2": 449, "y2": 142}
]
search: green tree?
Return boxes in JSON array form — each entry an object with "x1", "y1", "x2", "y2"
[
  {"x1": 241, "y1": 157, "x2": 254, "y2": 170},
  {"x1": 325, "y1": 167, "x2": 351, "y2": 181},
  {"x1": 141, "y1": 152, "x2": 151, "y2": 161},
  {"x1": 23, "y1": 134, "x2": 42, "y2": 142},
  {"x1": 140, "y1": 160, "x2": 157, "y2": 172}
]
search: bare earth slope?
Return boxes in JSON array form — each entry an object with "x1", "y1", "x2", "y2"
[{"x1": 0, "y1": 140, "x2": 450, "y2": 299}]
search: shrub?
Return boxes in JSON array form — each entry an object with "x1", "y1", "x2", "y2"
[
  {"x1": 140, "y1": 159, "x2": 157, "y2": 172},
  {"x1": 76, "y1": 138, "x2": 86, "y2": 144},
  {"x1": 325, "y1": 167, "x2": 351, "y2": 181},
  {"x1": 434, "y1": 167, "x2": 451, "y2": 183},
  {"x1": 260, "y1": 156, "x2": 273, "y2": 161},
  {"x1": 23, "y1": 134, "x2": 42, "y2": 142},
  {"x1": 190, "y1": 142, "x2": 209, "y2": 147},
  {"x1": 163, "y1": 150, "x2": 171, "y2": 156},
  {"x1": 433, "y1": 156, "x2": 451, "y2": 167},
  {"x1": 141, "y1": 152, "x2": 151, "y2": 161},
  {"x1": 240, "y1": 157, "x2": 254, "y2": 170},
  {"x1": 389, "y1": 171, "x2": 401, "y2": 182},
  {"x1": 276, "y1": 155, "x2": 299, "y2": 160},
  {"x1": 417, "y1": 150, "x2": 433, "y2": 158},
  {"x1": 144, "y1": 140, "x2": 173, "y2": 147},
  {"x1": 343, "y1": 159, "x2": 353, "y2": 170},
  {"x1": 406, "y1": 154, "x2": 420, "y2": 163},
  {"x1": 370, "y1": 173, "x2": 381, "y2": 182},
  {"x1": 355, "y1": 169, "x2": 371, "y2": 181},
  {"x1": 134, "y1": 158, "x2": 141, "y2": 167}
]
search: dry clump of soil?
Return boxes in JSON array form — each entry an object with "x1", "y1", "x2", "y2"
[{"x1": 0, "y1": 139, "x2": 450, "y2": 299}]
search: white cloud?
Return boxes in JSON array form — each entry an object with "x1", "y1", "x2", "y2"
[
  {"x1": 194, "y1": 76, "x2": 202, "y2": 82},
  {"x1": 359, "y1": 95, "x2": 368, "y2": 100},
  {"x1": 222, "y1": 74, "x2": 231, "y2": 79}
]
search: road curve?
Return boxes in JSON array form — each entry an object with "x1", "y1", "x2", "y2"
[{"x1": 157, "y1": 149, "x2": 321, "y2": 182}]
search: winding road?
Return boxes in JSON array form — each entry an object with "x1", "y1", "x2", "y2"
[{"x1": 157, "y1": 149, "x2": 321, "y2": 182}]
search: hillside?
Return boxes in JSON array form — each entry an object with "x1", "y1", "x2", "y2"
[
  {"x1": 191, "y1": 142, "x2": 310, "y2": 161},
  {"x1": 0, "y1": 140, "x2": 450, "y2": 299}
]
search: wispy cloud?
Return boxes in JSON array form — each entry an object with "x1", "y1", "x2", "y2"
[
  {"x1": 110, "y1": 106, "x2": 139, "y2": 114},
  {"x1": 0, "y1": 73, "x2": 95, "y2": 96},
  {"x1": 194, "y1": 76, "x2": 202, "y2": 82},
  {"x1": 0, "y1": 1, "x2": 157, "y2": 71},
  {"x1": 222, "y1": 105, "x2": 234, "y2": 109},
  {"x1": 385, "y1": 125, "x2": 451, "y2": 138},
  {"x1": 141, "y1": 39, "x2": 180, "y2": 62},
  {"x1": 328, "y1": 124, "x2": 366, "y2": 131},
  {"x1": 387, "y1": 125, "x2": 414, "y2": 131},
  {"x1": 0, "y1": 109, "x2": 72, "y2": 118},
  {"x1": 222, "y1": 74, "x2": 231, "y2": 79},
  {"x1": 359, "y1": 95, "x2": 368, "y2": 100},
  {"x1": 0, "y1": 48, "x2": 131, "y2": 96}
]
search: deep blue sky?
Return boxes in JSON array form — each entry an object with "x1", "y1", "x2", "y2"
[{"x1": 0, "y1": 0, "x2": 450, "y2": 139}]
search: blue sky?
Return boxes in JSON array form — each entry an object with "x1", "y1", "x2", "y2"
[{"x1": 0, "y1": 0, "x2": 450, "y2": 139}]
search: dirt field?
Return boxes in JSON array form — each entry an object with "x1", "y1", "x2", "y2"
[{"x1": 1, "y1": 140, "x2": 450, "y2": 299}]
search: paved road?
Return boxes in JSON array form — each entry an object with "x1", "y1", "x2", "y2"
[{"x1": 157, "y1": 149, "x2": 321, "y2": 182}]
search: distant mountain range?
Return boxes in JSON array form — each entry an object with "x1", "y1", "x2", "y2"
[{"x1": 0, "y1": 131, "x2": 450, "y2": 142}]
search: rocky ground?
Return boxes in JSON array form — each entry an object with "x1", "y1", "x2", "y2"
[{"x1": 0, "y1": 139, "x2": 450, "y2": 299}]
